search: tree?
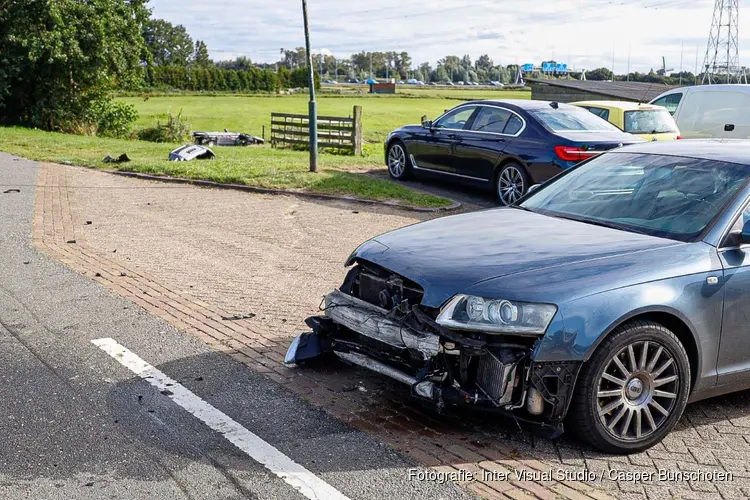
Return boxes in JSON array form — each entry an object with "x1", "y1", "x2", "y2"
[
  {"x1": 142, "y1": 19, "x2": 193, "y2": 66},
  {"x1": 0, "y1": 0, "x2": 148, "y2": 132},
  {"x1": 193, "y1": 40, "x2": 211, "y2": 67},
  {"x1": 475, "y1": 54, "x2": 494, "y2": 72},
  {"x1": 585, "y1": 67, "x2": 614, "y2": 81}
]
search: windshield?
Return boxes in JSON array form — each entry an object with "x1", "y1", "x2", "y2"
[
  {"x1": 530, "y1": 107, "x2": 621, "y2": 132},
  {"x1": 624, "y1": 109, "x2": 679, "y2": 134},
  {"x1": 520, "y1": 152, "x2": 749, "y2": 241}
]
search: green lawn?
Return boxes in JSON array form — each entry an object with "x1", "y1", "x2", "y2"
[
  {"x1": 0, "y1": 90, "x2": 530, "y2": 208},
  {"x1": 121, "y1": 88, "x2": 530, "y2": 144},
  {"x1": 0, "y1": 127, "x2": 452, "y2": 208}
]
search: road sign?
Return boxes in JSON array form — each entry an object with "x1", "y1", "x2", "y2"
[
  {"x1": 556, "y1": 63, "x2": 568, "y2": 73},
  {"x1": 522, "y1": 63, "x2": 534, "y2": 72},
  {"x1": 542, "y1": 62, "x2": 555, "y2": 73}
]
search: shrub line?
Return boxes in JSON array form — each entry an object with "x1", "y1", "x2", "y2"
[{"x1": 105, "y1": 170, "x2": 462, "y2": 212}]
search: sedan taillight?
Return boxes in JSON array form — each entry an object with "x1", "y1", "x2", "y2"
[
  {"x1": 554, "y1": 145, "x2": 601, "y2": 162},
  {"x1": 676, "y1": 135, "x2": 683, "y2": 140}
]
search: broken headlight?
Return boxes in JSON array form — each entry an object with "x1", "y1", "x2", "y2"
[{"x1": 436, "y1": 295, "x2": 556, "y2": 335}]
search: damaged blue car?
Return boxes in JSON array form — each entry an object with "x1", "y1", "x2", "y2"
[{"x1": 286, "y1": 139, "x2": 750, "y2": 454}]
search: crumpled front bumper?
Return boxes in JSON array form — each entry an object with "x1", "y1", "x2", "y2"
[{"x1": 285, "y1": 288, "x2": 581, "y2": 432}]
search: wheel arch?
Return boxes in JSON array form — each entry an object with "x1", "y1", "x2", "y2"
[
  {"x1": 493, "y1": 156, "x2": 529, "y2": 181},
  {"x1": 584, "y1": 308, "x2": 700, "y2": 393}
]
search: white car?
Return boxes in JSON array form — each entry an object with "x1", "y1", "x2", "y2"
[{"x1": 650, "y1": 84, "x2": 750, "y2": 139}]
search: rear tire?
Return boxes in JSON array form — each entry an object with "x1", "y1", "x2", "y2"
[
  {"x1": 496, "y1": 162, "x2": 529, "y2": 206},
  {"x1": 386, "y1": 140, "x2": 413, "y2": 180},
  {"x1": 567, "y1": 320, "x2": 690, "y2": 454}
]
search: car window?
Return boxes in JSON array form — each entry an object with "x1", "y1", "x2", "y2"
[
  {"x1": 470, "y1": 107, "x2": 512, "y2": 133},
  {"x1": 520, "y1": 152, "x2": 750, "y2": 242},
  {"x1": 434, "y1": 106, "x2": 476, "y2": 130},
  {"x1": 504, "y1": 115, "x2": 524, "y2": 135},
  {"x1": 651, "y1": 93, "x2": 683, "y2": 115},
  {"x1": 624, "y1": 109, "x2": 679, "y2": 134},
  {"x1": 530, "y1": 107, "x2": 621, "y2": 132},
  {"x1": 584, "y1": 107, "x2": 610, "y2": 121}
]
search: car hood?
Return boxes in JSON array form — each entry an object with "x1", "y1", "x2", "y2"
[{"x1": 348, "y1": 208, "x2": 684, "y2": 308}]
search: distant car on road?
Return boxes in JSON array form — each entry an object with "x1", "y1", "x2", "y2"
[
  {"x1": 571, "y1": 101, "x2": 682, "y2": 141},
  {"x1": 383, "y1": 100, "x2": 643, "y2": 205},
  {"x1": 650, "y1": 84, "x2": 750, "y2": 139}
]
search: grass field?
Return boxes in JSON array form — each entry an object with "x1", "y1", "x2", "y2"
[
  {"x1": 122, "y1": 87, "x2": 530, "y2": 144},
  {"x1": 0, "y1": 89, "x2": 529, "y2": 207},
  {"x1": 0, "y1": 127, "x2": 451, "y2": 208}
]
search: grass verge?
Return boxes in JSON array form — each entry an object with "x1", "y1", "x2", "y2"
[{"x1": 0, "y1": 127, "x2": 453, "y2": 208}]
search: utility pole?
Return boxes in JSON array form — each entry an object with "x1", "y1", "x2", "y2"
[
  {"x1": 627, "y1": 45, "x2": 631, "y2": 81},
  {"x1": 679, "y1": 42, "x2": 684, "y2": 85},
  {"x1": 611, "y1": 46, "x2": 615, "y2": 81},
  {"x1": 302, "y1": 0, "x2": 317, "y2": 172},
  {"x1": 369, "y1": 53, "x2": 373, "y2": 79},
  {"x1": 695, "y1": 44, "x2": 699, "y2": 85}
]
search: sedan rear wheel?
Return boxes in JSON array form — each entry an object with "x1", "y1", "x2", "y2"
[
  {"x1": 387, "y1": 141, "x2": 413, "y2": 180},
  {"x1": 568, "y1": 320, "x2": 690, "y2": 454},
  {"x1": 496, "y1": 163, "x2": 528, "y2": 206}
]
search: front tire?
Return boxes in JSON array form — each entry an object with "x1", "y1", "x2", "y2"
[
  {"x1": 496, "y1": 162, "x2": 528, "y2": 206},
  {"x1": 568, "y1": 320, "x2": 690, "y2": 454},
  {"x1": 386, "y1": 140, "x2": 413, "y2": 180}
]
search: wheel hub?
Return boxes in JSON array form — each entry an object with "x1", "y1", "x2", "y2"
[{"x1": 625, "y1": 378, "x2": 644, "y2": 401}]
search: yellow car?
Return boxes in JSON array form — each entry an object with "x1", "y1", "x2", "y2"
[{"x1": 570, "y1": 100, "x2": 682, "y2": 141}]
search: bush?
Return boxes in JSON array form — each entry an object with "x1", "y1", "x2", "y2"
[
  {"x1": 90, "y1": 100, "x2": 139, "y2": 138},
  {"x1": 136, "y1": 110, "x2": 191, "y2": 143}
]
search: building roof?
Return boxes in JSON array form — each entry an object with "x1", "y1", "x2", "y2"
[
  {"x1": 569, "y1": 100, "x2": 667, "y2": 111},
  {"x1": 526, "y1": 78, "x2": 680, "y2": 102}
]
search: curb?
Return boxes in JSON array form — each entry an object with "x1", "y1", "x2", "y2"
[{"x1": 105, "y1": 170, "x2": 463, "y2": 213}]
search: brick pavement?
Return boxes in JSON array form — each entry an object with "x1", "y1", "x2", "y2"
[{"x1": 31, "y1": 161, "x2": 750, "y2": 500}]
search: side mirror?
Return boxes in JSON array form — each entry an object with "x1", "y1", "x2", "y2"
[
  {"x1": 422, "y1": 119, "x2": 433, "y2": 129},
  {"x1": 528, "y1": 184, "x2": 542, "y2": 193},
  {"x1": 728, "y1": 219, "x2": 750, "y2": 247}
]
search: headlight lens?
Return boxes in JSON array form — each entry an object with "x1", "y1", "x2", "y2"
[{"x1": 436, "y1": 295, "x2": 557, "y2": 335}]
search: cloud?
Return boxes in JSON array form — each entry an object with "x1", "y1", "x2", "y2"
[{"x1": 148, "y1": 0, "x2": 748, "y2": 72}]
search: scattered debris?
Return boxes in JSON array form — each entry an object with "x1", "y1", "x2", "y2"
[
  {"x1": 352, "y1": 211, "x2": 359, "y2": 214},
  {"x1": 113, "y1": 249, "x2": 117, "y2": 253},
  {"x1": 193, "y1": 131, "x2": 264, "y2": 147},
  {"x1": 23, "y1": 261, "x2": 29, "y2": 265},
  {"x1": 86, "y1": 221, "x2": 92, "y2": 225},
  {"x1": 62, "y1": 160, "x2": 72, "y2": 165},
  {"x1": 119, "y1": 271, "x2": 126, "y2": 277},
  {"x1": 83, "y1": 482, "x2": 94, "y2": 487},
  {"x1": 168, "y1": 144, "x2": 216, "y2": 161},
  {"x1": 66, "y1": 239, "x2": 76, "y2": 244},
  {"x1": 160, "y1": 389, "x2": 174, "y2": 396},
  {"x1": 194, "y1": 376, "x2": 204, "y2": 382},
  {"x1": 102, "y1": 154, "x2": 130, "y2": 164},
  {"x1": 3, "y1": 188, "x2": 20, "y2": 194},
  {"x1": 221, "y1": 312, "x2": 256, "y2": 321},
  {"x1": 94, "y1": 272, "x2": 101, "y2": 277}
]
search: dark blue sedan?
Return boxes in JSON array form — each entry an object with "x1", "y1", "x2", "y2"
[
  {"x1": 287, "y1": 140, "x2": 750, "y2": 453},
  {"x1": 384, "y1": 99, "x2": 643, "y2": 205}
]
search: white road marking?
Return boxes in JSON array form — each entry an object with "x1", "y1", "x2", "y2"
[{"x1": 91, "y1": 337, "x2": 350, "y2": 500}]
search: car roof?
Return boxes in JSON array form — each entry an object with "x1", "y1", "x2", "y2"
[
  {"x1": 613, "y1": 139, "x2": 750, "y2": 165},
  {"x1": 570, "y1": 100, "x2": 666, "y2": 111},
  {"x1": 469, "y1": 99, "x2": 583, "y2": 111}
]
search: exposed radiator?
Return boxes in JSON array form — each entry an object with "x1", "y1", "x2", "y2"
[{"x1": 476, "y1": 350, "x2": 518, "y2": 406}]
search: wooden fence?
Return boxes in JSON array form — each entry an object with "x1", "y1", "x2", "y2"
[{"x1": 270, "y1": 105, "x2": 362, "y2": 155}]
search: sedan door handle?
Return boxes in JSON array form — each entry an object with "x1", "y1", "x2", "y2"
[{"x1": 725, "y1": 124, "x2": 735, "y2": 132}]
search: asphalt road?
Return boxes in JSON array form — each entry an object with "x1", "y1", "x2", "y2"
[{"x1": 0, "y1": 156, "x2": 473, "y2": 500}]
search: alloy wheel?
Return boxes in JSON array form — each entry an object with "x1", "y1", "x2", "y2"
[
  {"x1": 498, "y1": 166, "x2": 525, "y2": 205},
  {"x1": 596, "y1": 340, "x2": 679, "y2": 441},
  {"x1": 388, "y1": 144, "x2": 406, "y2": 178}
]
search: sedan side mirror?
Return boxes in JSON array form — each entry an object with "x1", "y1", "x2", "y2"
[
  {"x1": 728, "y1": 219, "x2": 750, "y2": 247},
  {"x1": 422, "y1": 119, "x2": 433, "y2": 129}
]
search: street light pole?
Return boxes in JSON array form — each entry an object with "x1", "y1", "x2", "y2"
[{"x1": 302, "y1": 0, "x2": 317, "y2": 172}]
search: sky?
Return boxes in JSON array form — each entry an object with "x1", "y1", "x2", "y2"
[{"x1": 149, "y1": 0, "x2": 750, "y2": 74}]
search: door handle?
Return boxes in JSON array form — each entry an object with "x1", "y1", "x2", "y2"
[{"x1": 725, "y1": 124, "x2": 735, "y2": 132}]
